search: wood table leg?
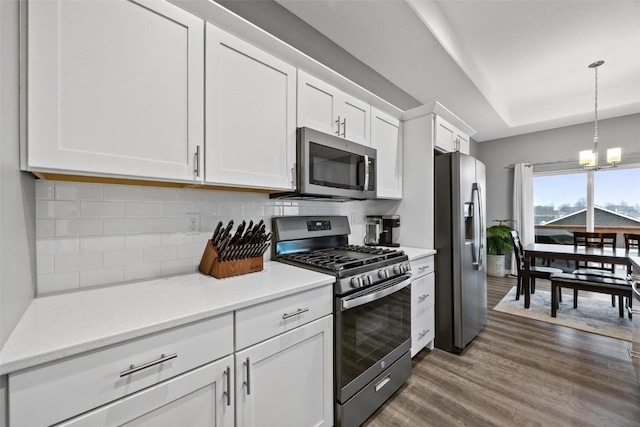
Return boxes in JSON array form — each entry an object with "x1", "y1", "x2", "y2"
[{"x1": 523, "y1": 256, "x2": 531, "y2": 308}]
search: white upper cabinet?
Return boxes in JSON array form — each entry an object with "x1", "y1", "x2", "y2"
[
  {"x1": 371, "y1": 108, "x2": 402, "y2": 199},
  {"x1": 297, "y1": 70, "x2": 371, "y2": 146},
  {"x1": 24, "y1": 0, "x2": 204, "y2": 182},
  {"x1": 205, "y1": 24, "x2": 297, "y2": 190},
  {"x1": 434, "y1": 115, "x2": 470, "y2": 155}
]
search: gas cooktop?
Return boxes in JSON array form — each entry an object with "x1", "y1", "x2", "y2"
[{"x1": 279, "y1": 245, "x2": 405, "y2": 272}]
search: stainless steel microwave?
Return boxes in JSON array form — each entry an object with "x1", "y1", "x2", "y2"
[{"x1": 271, "y1": 127, "x2": 376, "y2": 201}]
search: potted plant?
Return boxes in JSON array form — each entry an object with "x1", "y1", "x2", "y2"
[{"x1": 486, "y1": 224, "x2": 514, "y2": 277}]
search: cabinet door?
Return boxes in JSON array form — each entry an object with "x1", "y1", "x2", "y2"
[
  {"x1": 434, "y1": 116, "x2": 457, "y2": 152},
  {"x1": 58, "y1": 356, "x2": 234, "y2": 427},
  {"x1": 457, "y1": 133, "x2": 470, "y2": 155},
  {"x1": 206, "y1": 25, "x2": 296, "y2": 190},
  {"x1": 297, "y1": 70, "x2": 341, "y2": 136},
  {"x1": 371, "y1": 108, "x2": 402, "y2": 199},
  {"x1": 235, "y1": 316, "x2": 333, "y2": 427},
  {"x1": 26, "y1": 0, "x2": 204, "y2": 182},
  {"x1": 411, "y1": 306, "x2": 435, "y2": 357},
  {"x1": 339, "y1": 93, "x2": 371, "y2": 145}
]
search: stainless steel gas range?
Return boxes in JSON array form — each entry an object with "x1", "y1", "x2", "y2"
[{"x1": 272, "y1": 216, "x2": 412, "y2": 427}]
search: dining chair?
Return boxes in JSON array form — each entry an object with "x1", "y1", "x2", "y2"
[
  {"x1": 510, "y1": 230, "x2": 562, "y2": 300},
  {"x1": 572, "y1": 231, "x2": 620, "y2": 307},
  {"x1": 624, "y1": 233, "x2": 640, "y2": 274}
]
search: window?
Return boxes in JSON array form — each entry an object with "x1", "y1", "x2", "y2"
[{"x1": 533, "y1": 166, "x2": 640, "y2": 246}]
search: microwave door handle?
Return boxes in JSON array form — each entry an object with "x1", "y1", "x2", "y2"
[{"x1": 363, "y1": 155, "x2": 369, "y2": 191}]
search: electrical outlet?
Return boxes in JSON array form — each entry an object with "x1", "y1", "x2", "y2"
[{"x1": 186, "y1": 213, "x2": 200, "y2": 234}]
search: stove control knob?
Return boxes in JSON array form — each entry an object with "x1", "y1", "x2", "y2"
[
  {"x1": 350, "y1": 277, "x2": 362, "y2": 288},
  {"x1": 402, "y1": 263, "x2": 409, "y2": 273},
  {"x1": 378, "y1": 269, "x2": 388, "y2": 279},
  {"x1": 393, "y1": 265, "x2": 401, "y2": 274},
  {"x1": 361, "y1": 275, "x2": 371, "y2": 286}
]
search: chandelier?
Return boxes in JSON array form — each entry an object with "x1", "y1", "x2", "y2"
[{"x1": 578, "y1": 60, "x2": 621, "y2": 171}]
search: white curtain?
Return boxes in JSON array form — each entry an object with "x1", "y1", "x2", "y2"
[{"x1": 512, "y1": 163, "x2": 535, "y2": 274}]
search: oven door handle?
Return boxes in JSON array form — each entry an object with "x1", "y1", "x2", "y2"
[{"x1": 341, "y1": 276, "x2": 412, "y2": 311}]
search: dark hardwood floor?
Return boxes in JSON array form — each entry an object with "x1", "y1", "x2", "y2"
[{"x1": 364, "y1": 276, "x2": 640, "y2": 427}]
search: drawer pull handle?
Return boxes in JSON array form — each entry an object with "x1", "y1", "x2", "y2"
[
  {"x1": 418, "y1": 265, "x2": 430, "y2": 272},
  {"x1": 120, "y1": 353, "x2": 177, "y2": 377},
  {"x1": 375, "y1": 374, "x2": 391, "y2": 392},
  {"x1": 244, "y1": 357, "x2": 251, "y2": 395},
  {"x1": 224, "y1": 365, "x2": 231, "y2": 406},
  {"x1": 418, "y1": 329, "x2": 430, "y2": 339},
  {"x1": 628, "y1": 306, "x2": 640, "y2": 316},
  {"x1": 418, "y1": 294, "x2": 430, "y2": 302},
  {"x1": 282, "y1": 308, "x2": 309, "y2": 320},
  {"x1": 628, "y1": 349, "x2": 640, "y2": 360}
]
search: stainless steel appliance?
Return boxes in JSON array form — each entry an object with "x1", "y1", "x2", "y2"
[
  {"x1": 272, "y1": 216, "x2": 411, "y2": 427},
  {"x1": 434, "y1": 152, "x2": 487, "y2": 353},
  {"x1": 630, "y1": 276, "x2": 640, "y2": 384},
  {"x1": 365, "y1": 215, "x2": 401, "y2": 247},
  {"x1": 270, "y1": 127, "x2": 376, "y2": 201}
]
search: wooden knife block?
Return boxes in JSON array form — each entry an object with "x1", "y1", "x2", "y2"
[{"x1": 198, "y1": 240, "x2": 264, "y2": 279}]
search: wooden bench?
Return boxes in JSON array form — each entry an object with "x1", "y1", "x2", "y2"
[{"x1": 549, "y1": 273, "x2": 632, "y2": 318}]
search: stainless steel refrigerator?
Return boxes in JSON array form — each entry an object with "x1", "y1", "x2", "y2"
[{"x1": 434, "y1": 152, "x2": 487, "y2": 353}]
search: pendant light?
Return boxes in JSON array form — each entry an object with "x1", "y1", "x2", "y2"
[{"x1": 578, "y1": 60, "x2": 621, "y2": 170}]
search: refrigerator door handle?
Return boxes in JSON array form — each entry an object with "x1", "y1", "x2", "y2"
[{"x1": 472, "y1": 183, "x2": 484, "y2": 270}]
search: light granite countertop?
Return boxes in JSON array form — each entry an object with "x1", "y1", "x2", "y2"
[
  {"x1": 396, "y1": 246, "x2": 437, "y2": 261},
  {"x1": 0, "y1": 261, "x2": 334, "y2": 375}
]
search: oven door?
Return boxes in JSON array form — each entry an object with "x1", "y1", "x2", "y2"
[
  {"x1": 298, "y1": 127, "x2": 376, "y2": 199},
  {"x1": 335, "y1": 274, "x2": 412, "y2": 403}
]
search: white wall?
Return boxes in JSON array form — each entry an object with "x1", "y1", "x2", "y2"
[
  {"x1": 1, "y1": 0, "x2": 36, "y2": 347},
  {"x1": 477, "y1": 113, "x2": 640, "y2": 226}
]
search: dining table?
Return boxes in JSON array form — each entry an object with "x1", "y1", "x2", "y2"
[{"x1": 522, "y1": 243, "x2": 633, "y2": 308}]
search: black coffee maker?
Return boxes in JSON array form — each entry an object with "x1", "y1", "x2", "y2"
[{"x1": 365, "y1": 215, "x2": 400, "y2": 247}]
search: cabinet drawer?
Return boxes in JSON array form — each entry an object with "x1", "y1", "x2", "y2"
[
  {"x1": 411, "y1": 306, "x2": 435, "y2": 357},
  {"x1": 235, "y1": 284, "x2": 332, "y2": 350},
  {"x1": 9, "y1": 314, "x2": 233, "y2": 427},
  {"x1": 411, "y1": 255, "x2": 434, "y2": 278},
  {"x1": 411, "y1": 272, "x2": 435, "y2": 318}
]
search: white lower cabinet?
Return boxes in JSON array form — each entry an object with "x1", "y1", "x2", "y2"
[
  {"x1": 410, "y1": 255, "x2": 436, "y2": 357},
  {"x1": 235, "y1": 315, "x2": 333, "y2": 427},
  {"x1": 57, "y1": 356, "x2": 234, "y2": 427}
]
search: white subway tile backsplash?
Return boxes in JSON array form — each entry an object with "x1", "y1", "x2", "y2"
[
  {"x1": 55, "y1": 181, "x2": 104, "y2": 201},
  {"x1": 81, "y1": 235, "x2": 125, "y2": 252},
  {"x1": 36, "y1": 219, "x2": 54, "y2": 238},
  {"x1": 125, "y1": 234, "x2": 162, "y2": 248},
  {"x1": 124, "y1": 202, "x2": 162, "y2": 217},
  {"x1": 80, "y1": 201, "x2": 124, "y2": 218},
  {"x1": 35, "y1": 181, "x2": 383, "y2": 294},
  {"x1": 55, "y1": 218, "x2": 103, "y2": 236},
  {"x1": 37, "y1": 237, "x2": 79, "y2": 256},
  {"x1": 143, "y1": 217, "x2": 180, "y2": 234},
  {"x1": 144, "y1": 246, "x2": 177, "y2": 263},
  {"x1": 80, "y1": 267, "x2": 124, "y2": 288},
  {"x1": 125, "y1": 263, "x2": 162, "y2": 282},
  {"x1": 161, "y1": 203, "x2": 193, "y2": 217},
  {"x1": 178, "y1": 242, "x2": 205, "y2": 259},
  {"x1": 103, "y1": 185, "x2": 144, "y2": 201},
  {"x1": 37, "y1": 200, "x2": 79, "y2": 218},
  {"x1": 38, "y1": 271, "x2": 80, "y2": 294},
  {"x1": 55, "y1": 252, "x2": 103, "y2": 273},
  {"x1": 37, "y1": 256, "x2": 54, "y2": 275},
  {"x1": 162, "y1": 233, "x2": 193, "y2": 246},
  {"x1": 35, "y1": 181, "x2": 55, "y2": 200},
  {"x1": 104, "y1": 218, "x2": 145, "y2": 235},
  {"x1": 104, "y1": 248, "x2": 144, "y2": 267},
  {"x1": 161, "y1": 259, "x2": 194, "y2": 276},
  {"x1": 142, "y1": 187, "x2": 177, "y2": 202}
]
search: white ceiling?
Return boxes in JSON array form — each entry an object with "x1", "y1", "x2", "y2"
[{"x1": 276, "y1": 0, "x2": 640, "y2": 142}]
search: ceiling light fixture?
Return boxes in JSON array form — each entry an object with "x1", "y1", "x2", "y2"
[{"x1": 579, "y1": 60, "x2": 621, "y2": 171}]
